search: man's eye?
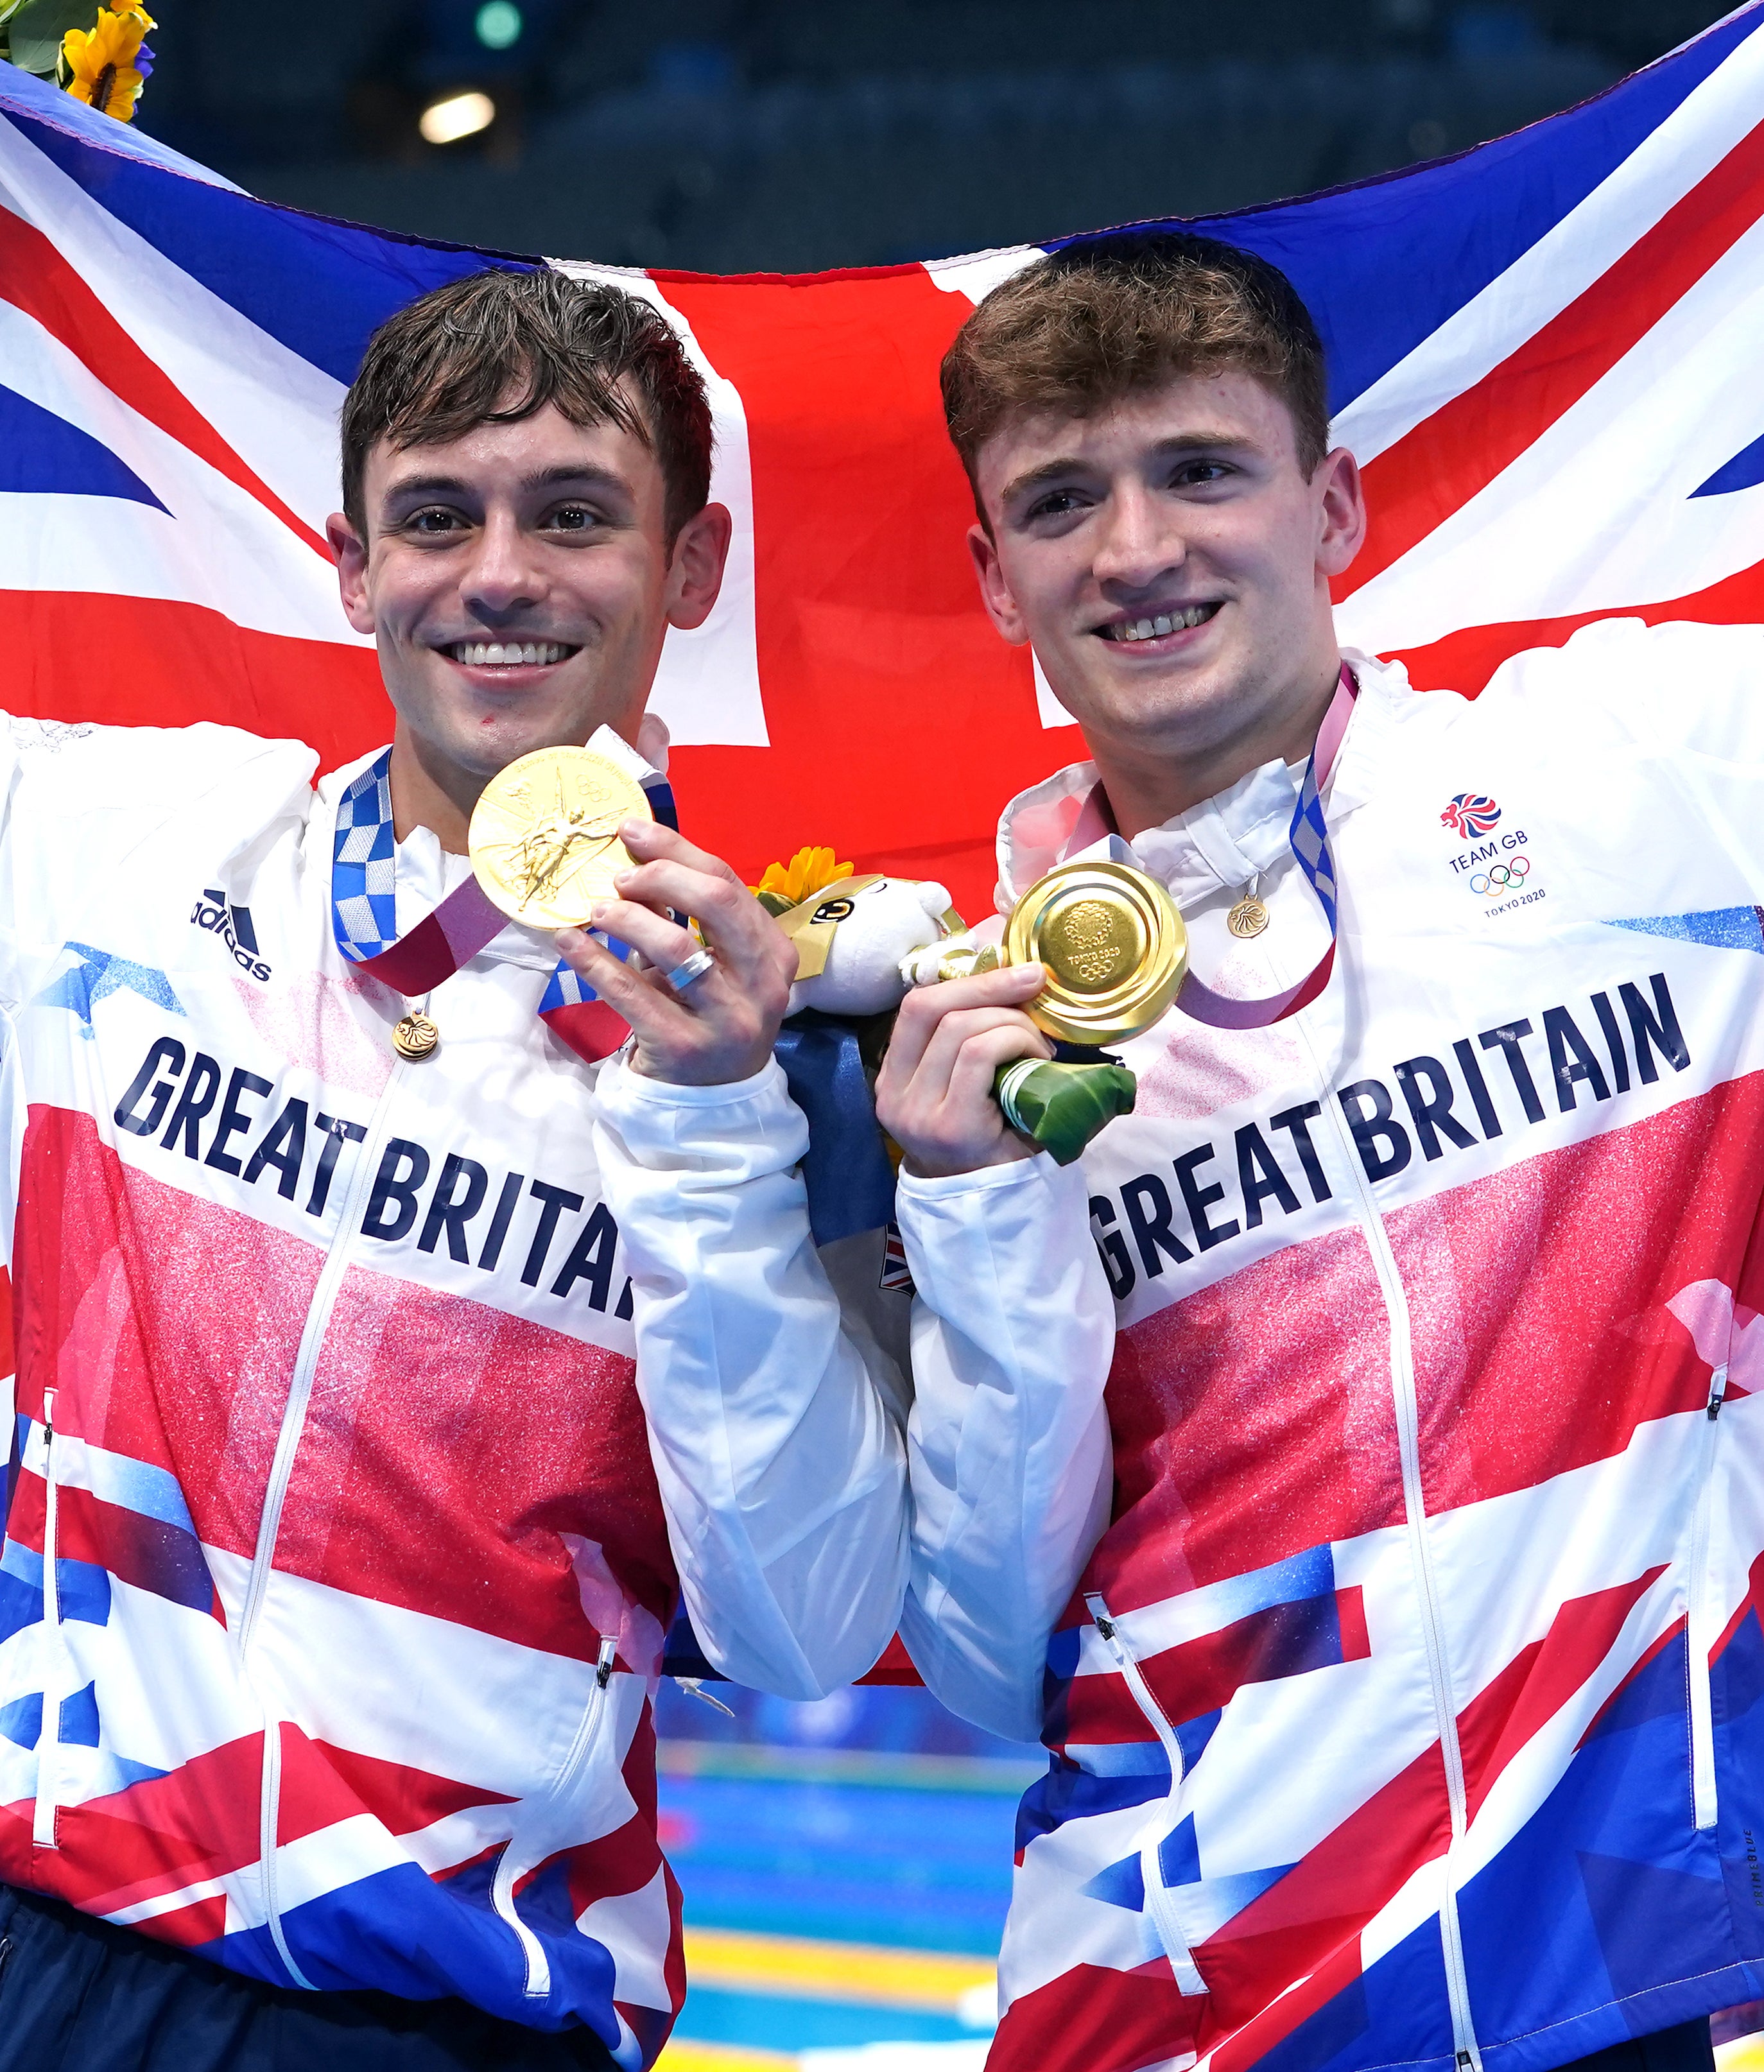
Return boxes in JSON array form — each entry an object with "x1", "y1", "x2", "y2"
[
  {"x1": 406, "y1": 508, "x2": 465, "y2": 534},
  {"x1": 1173, "y1": 462, "x2": 1232, "y2": 488},
  {"x1": 547, "y1": 505, "x2": 598, "y2": 532},
  {"x1": 1027, "y1": 490, "x2": 1086, "y2": 521}
]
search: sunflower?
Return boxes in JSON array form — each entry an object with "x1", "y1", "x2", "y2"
[
  {"x1": 752, "y1": 845, "x2": 854, "y2": 908},
  {"x1": 58, "y1": 6, "x2": 156, "y2": 125}
]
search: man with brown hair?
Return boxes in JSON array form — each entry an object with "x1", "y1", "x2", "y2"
[
  {"x1": 0, "y1": 265, "x2": 911, "y2": 2071},
  {"x1": 879, "y1": 232, "x2": 1764, "y2": 2072}
]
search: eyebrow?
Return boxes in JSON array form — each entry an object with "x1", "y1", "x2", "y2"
[
  {"x1": 380, "y1": 462, "x2": 635, "y2": 506},
  {"x1": 999, "y1": 433, "x2": 1264, "y2": 510}
]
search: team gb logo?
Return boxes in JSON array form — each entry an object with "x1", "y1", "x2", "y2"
[{"x1": 1441, "y1": 792, "x2": 1502, "y2": 838}]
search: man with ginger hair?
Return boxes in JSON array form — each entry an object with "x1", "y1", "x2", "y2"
[{"x1": 876, "y1": 232, "x2": 1764, "y2": 2072}]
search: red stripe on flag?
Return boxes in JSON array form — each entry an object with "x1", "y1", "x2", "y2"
[
  {"x1": 1389, "y1": 1071, "x2": 1764, "y2": 1518},
  {"x1": 1457, "y1": 1567, "x2": 1666, "y2": 1824},
  {"x1": 0, "y1": 205, "x2": 331, "y2": 558},
  {"x1": 659, "y1": 266, "x2": 1080, "y2": 922},
  {"x1": 989, "y1": 1958, "x2": 1205, "y2": 2072},
  {"x1": 1344, "y1": 117, "x2": 1764, "y2": 600},
  {"x1": 308, "y1": 1738, "x2": 517, "y2": 1837},
  {"x1": 1386, "y1": 560, "x2": 1764, "y2": 695},
  {"x1": 2, "y1": 591, "x2": 388, "y2": 773}
]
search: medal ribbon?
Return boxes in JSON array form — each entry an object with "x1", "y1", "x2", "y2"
[
  {"x1": 1064, "y1": 664, "x2": 1356, "y2": 1033},
  {"x1": 330, "y1": 731, "x2": 677, "y2": 1064}
]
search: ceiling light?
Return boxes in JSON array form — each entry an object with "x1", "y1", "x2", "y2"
[
  {"x1": 474, "y1": 1, "x2": 523, "y2": 49},
  {"x1": 419, "y1": 91, "x2": 496, "y2": 145}
]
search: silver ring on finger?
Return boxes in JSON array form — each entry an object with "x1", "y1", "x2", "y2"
[{"x1": 666, "y1": 947, "x2": 716, "y2": 994}]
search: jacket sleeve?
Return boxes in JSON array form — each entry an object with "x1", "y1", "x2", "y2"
[
  {"x1": 592, "y1": 1056, "x2": 912, "y2": 1699},
  {"x1": 894, "y1": 1153, "x2": 1116, "y2": 1745}
]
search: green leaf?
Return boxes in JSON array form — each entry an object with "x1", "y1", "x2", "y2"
[{"x1": 7, "y1": 0, "x2": 101, "y2": 76}]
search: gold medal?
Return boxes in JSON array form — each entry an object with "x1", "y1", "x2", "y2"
[
  {"x1": 392, "y1": 1012, "x2": 440, "y2": 1061},
  {"x1": 1001, "y1": 860, "x2": 1187, "y2": 1046},
  {"x1": 1226, "y1": 894, "x2": 1270, "y2": 940},
  {"x1": 469, "y1": 747, "x2": 652, "y2": 930}
]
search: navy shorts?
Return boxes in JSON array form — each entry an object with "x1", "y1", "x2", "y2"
[{"x1": 0, "y1": 1885, "x2": 619, "y2": 2072}]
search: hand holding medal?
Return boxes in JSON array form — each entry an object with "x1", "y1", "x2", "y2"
[{"x1": 479, "y1": 750, "x2": 797, "y2": 1087}]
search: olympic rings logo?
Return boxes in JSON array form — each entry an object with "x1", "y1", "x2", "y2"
[{"x1": 1470, "y1": 857, "x2": 1530, "y2": 895}]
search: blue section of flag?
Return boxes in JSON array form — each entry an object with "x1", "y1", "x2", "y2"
[
  {"x1": 60, "y1": 1680, "x2": 100, "y2": 1748},
  {"x1": 1159, "y1": 1811, "x2": 1202, "y2": 1887},
  {"x1": 1082, "y1": 1850, "x2": 1146, "y2": 1911},
  {"x1": 1608, "y1": 907, "x2": 1764, "y2": 952},
  {"x1": 31, "y1": 943, "x2": 184, "y2": 1033},
  {"x1": 0, "y1": 1691, "x2": 42, "y2": 1750},
  {"x1": 1691, "y1": 431, "x2": 1764, "y2": 499},
  {"x1": 1016, "y1": 1754, "x2": 1172, "y2": 1857},
  {"x1": 0, "y1": 383, "x2": 167, "y2": 509},
  {"x1": 8, "y1": 104, "x2": 534, "y2": 388}
]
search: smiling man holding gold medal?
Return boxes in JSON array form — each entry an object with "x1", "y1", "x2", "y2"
[
  {"x1": 870, "y1": 232, "x2": 1764, "y2": 2072},
  {"x1": 0, "y1": 267, "x2": 913, "y2": 2072}
]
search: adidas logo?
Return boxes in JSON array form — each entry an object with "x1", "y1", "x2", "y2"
[{"x1": 191, "y1": 890, "x2": 272, "y2": 982}]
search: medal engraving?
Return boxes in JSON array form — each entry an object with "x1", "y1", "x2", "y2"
[
  {"x1": 1045, "y1": 899, "x2": 1134, "y2": 989},
  {"x1": 1226, "y1": 895, "x2": 1270, "y2": 940},
  {"x1": 1003, "y1": 861, "x2": 1187, "y2": 1046},
  {"x1": 392, "y1": 1012, "x2": 440, "y2": 1061},
  {"x1": 469, "y1": 748, "x2": 652, "y2": 929}
]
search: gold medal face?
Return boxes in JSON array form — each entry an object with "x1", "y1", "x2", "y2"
[
  {"x1": 392, "y1": 1012, "x2": 440, "y2": 1061},
  {"x1": 469, "y1": 747, "x2": 652, "y2": 929},
  {"x1": 1003, "y1": 861, "x2": 1187, "y2": 1046},
  {"x1": 1226, "y1": 895, "x2": 1270, "y2": 940}
]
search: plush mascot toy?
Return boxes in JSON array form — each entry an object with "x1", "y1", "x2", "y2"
[{"x1": 754, "y1": 849, "x2": 1136, "y2": 1247}]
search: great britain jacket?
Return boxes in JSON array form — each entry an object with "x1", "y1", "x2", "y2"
[
  {"x1": 894, "y1": 621, "x2": 1764, "y2": 2072},
  {"x1": 0, "y1": 714, "x2": 912, "y2": 2066}
]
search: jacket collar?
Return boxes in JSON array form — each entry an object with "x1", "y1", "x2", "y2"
[{"x1": 990, "y1": 647, "x2": 1412, "y2": 915}]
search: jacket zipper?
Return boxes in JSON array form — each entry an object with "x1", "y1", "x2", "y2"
[
  {"x1": 1302, "y1": 1028, "x2": 1485, "y2": 2072},
  {"x1": 494, "y1": 1634, "x2": 618, "y2": 1999},
  {"x1": 1687, "y1": 1361, "x2": 1728, "y2": 1831},
  {"x1": 31, "y1": 1388, "x2": 61, "y2": 1851},
  {"x1": 234, "y1": 1057, "x2": 410, "y2": 1991},
  {"x1": 1085, "y1": 1591, "x2": 1207, "y2": 1997}
]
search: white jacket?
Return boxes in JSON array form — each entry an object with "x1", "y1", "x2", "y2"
[
  {"x1": 895, "y1": 622, "x2": 1764, "y2": 2072},
  {"x1": 0, "y1": 714, "x2": 908, "y2": 2067}
]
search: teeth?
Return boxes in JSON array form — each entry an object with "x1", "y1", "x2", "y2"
[
  {"x1": 450, "y1": 641, "x2": 569, "y2": 666},
  {"x1": 1106, "y1": 605, "x2": 1216, "y2": 642}
]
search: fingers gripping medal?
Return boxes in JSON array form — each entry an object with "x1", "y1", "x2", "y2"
[
  {"x1": 469, "y1": 747, "x2": 653, "y2": 928},
  {"x1": 978, "y1": 861, "x2": 1186, "y2": 1164},
  {"x1": 1003, "y1": 860, "x2": 1187, "y2": 1046}
]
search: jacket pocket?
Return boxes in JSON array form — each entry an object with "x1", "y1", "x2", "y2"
[
  {"x1": 1085, "y1": 1593, "x2": 1206, "y2": 1996},
  {"x1": 31, "y1": 1391, "x2": 62, "y2": 1852},
  {"x1": 492, "y1": 1634, "x2": 619, "y2": 1999},
  {"x1": 1687, "y1": 1362, "x2": 1728, "y2": 1832}
]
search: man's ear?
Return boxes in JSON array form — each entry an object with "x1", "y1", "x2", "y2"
[
  {"x1": 1315, "y1": 446, "x2": 1366, "y2": 582},
  {"x1": 967, "y1": 520, "x2": 1030, "y2": 646},
  {"x1": 327, "y1": 512, "x2": 376, "y2": 636},
  {"x1": 665, "y1": 501, "x2": 734, "y2": 631}
]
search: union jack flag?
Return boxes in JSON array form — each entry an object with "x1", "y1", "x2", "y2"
[{"x1": 8, "y1": 9, "x2": 1764, "y2": 918}]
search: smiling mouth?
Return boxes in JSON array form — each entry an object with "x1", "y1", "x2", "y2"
[
  {"x1": 1098, "y1": 603, "x2": 1222, "y2": 643},
  {"x1": 443, "y1": 640, "x2": 580, "y2": 668}
]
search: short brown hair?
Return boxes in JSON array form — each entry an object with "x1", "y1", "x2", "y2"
[
  {"x1": 340, "y1": 268, "x2": 713, "y2": 545},
  {"x1": 941, "y1": 232, "x2": 1329, "y2": 519}
]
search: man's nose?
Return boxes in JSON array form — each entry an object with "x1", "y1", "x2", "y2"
[
  {"x1": 1091, "y1": 485, "x2": 1186, "y2": 592},
  {"x1": 462, "y1": 510, "x2": 545, "y2": 617}
]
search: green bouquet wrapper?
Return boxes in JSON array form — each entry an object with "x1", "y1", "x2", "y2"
[{"x1": 993, "y1": 1058, "x2": 1136, "y2": 1166}]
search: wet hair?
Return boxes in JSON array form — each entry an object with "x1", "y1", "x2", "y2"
[
  {"x1": 940, "y1": 231, "x2": 1329, "y2": 523},
  {"x1": 340, "y1": 267, "x2": 713, "y2": 544}
]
